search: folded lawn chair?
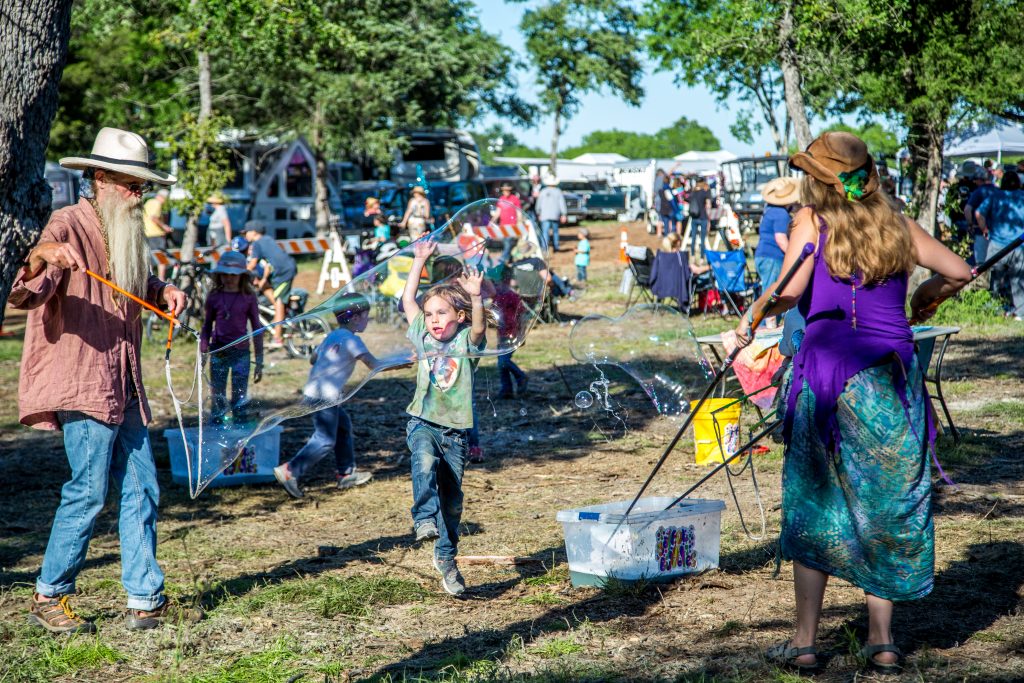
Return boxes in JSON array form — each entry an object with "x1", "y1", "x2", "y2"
[
  {"x1": 624, "y1": 245, "x2": 655, "y2": 311},
  {"x1": 704, "y1": 248, "x2": 761, "y2": 317},
  {"x1": 512, "y1": 263, "x2": 558, "y2": 324}
]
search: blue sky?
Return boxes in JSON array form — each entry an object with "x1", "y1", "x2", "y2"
[{"x1": 473, "y1": 1, "x2": 854, "y2": 156}]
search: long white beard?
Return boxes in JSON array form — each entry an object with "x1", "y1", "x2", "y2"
[{"x1": 97, "y1": 191, "x2": 150, "y2": 301}]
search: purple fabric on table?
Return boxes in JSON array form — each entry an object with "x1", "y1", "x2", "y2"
[
  {"x1": 201, "y1": 290, "x2": 264, "y2": 356},
  {"x1": 649, "y1": 250, "x2": 693, "y2": 306},
  {"x1": 783, "y1": 219, "x2": 932, "y2": 454}
]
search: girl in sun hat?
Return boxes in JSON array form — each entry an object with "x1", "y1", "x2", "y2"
[
  {"x1": 401, "y1": 185, "x2": 431, "y2": 239},
  {"x1": 734, "y1": 131, "x2": 972, "y2": 675},
  {"x1": 201, "y1": 250, "x2": 263, "y2": 424}
]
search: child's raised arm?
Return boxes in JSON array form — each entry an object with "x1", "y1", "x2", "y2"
[
  {"x1": 457, "y1": 267, "x2": 486, "y2": 346},
  {"x1": 402, "y1": 239, "x2": 436, "y2": 325}
]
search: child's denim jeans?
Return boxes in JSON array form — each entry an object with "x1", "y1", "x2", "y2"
[
  {"x1": 576, "y1": 265, "x2": 587, "y2": 282},
  {"x1": 287, "y1": 403, "x2": 355, "y2": 479},
  {"x1": 209, "y1": 347, "x2": 250, "y2": 420},
  {"x1": 406, "y1": 417, "x2": 467, "y2": 560}
]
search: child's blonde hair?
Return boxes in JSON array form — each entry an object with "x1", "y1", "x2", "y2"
[
  {"x1": 661, "y1": 233, "x2": 682, "y2": 252},
  {"x1": 423, "y1": 282, "x2": 497, "y2": 327}
]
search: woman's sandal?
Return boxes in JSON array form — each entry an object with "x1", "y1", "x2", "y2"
[
  {"x1": 860, "y1": 643, "x2": 903, "y2": 675},
  {"x1": 765, "y1": 640, "x2": 822, "y2": 674}
]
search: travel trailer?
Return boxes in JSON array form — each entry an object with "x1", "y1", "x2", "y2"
[
  {"x1": 169, "y1": 138, "x2": 345, "y2": 241},
  {"x1": 391, "y1": 129, "x2": 481, "y2": 185}
]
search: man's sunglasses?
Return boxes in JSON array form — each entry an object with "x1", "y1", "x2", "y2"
[
  {"x1": 101, "y1": 172, "x2": 153, "y2": 194},
  {"x1": 120, "y1": 179, "x2": 154, "y2": 194}
]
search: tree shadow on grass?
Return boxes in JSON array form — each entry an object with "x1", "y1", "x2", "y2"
[{"x1": 899, "y1": 540, "x2": 1024, "y2": 653}]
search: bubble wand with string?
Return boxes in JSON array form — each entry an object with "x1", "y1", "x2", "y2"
[
  {"x1": 620, "y1": 242, "x2": 816, "y2": 519},
  {"x1": 85, "y1": 269, "x2": 206, "y2": 498}
]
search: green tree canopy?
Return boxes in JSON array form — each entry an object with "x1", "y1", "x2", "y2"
[
  {"x1": 561, "y1": 117, "x2": 719, "y2": 158},
  {"x1": 520, "y1": 0, "x2": 644, "y2": 173}
]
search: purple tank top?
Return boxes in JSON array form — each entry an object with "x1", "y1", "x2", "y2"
[{"x1": 784, "y1": 221, "x2": 917, "y2": 452}]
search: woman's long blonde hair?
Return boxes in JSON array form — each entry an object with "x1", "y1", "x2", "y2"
[{"x1": 801, "y1": 175, "x2": 915, "y2": 284}]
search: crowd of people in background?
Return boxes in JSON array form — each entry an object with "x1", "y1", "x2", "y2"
[{"x1": 944, "y1": 158, "x2": 1024, "y2": 320}]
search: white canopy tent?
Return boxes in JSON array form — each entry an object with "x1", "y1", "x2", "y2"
[{"x1": 945, "y1": 119, "x2": 1024, "y2": 163}]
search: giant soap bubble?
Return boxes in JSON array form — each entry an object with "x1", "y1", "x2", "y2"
[
  {"x1": 167, "y1": 198, "x2": 545, "y2": 497},
  {"x1": 568, "y1": 304, "x2": 713, "y2": 416}
]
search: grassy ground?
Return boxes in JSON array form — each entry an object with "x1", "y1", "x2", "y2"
[{"x1": 1, "y1": 221, "x2": 1023, "y2": 682}]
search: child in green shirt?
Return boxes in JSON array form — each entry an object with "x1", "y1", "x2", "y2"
[{"x1": 402, "y1": 239, "x2": 488, "y2": 596}]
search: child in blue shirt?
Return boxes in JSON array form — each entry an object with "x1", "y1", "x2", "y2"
[
  {"x1": 402, "y1": 239, "x2": 487, "y2": 596},
  {"x1": 574, "y1": 228, "x2": 591, "y2": 283},
  {"x1": 273, "y1": 296, "x2": 380, "y2": 498}
]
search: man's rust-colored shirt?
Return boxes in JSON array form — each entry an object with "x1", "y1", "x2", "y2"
[{"x1": 9, "y1": 198, "x2": 165, "y2": 430}]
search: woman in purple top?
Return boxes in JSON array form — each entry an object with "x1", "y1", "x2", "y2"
[
  {"x1": 201, "y1": 251, "x2": 264, "y2": 423},
  {"x1": 734, "y1": 132, "x2": 970, "y2": 675}
]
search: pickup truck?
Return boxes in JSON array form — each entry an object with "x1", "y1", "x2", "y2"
[{"x1": 557, "y1": 179, "x2": 632, "y2": 221}]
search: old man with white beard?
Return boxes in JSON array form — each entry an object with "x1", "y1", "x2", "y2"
[{"x1": 9, "y1": 128, "x2": 200, "y2": 633}]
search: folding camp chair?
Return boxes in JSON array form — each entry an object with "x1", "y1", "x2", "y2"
[
  {"x1": 513, "y1": 264, "x2": 558, "y2": 324},
  {"x1": 704, "y1": 248, "x2": 761, "y2": 317},
  {"x1": 624, "y1": 245, "x2": 655, "y2": 311}
]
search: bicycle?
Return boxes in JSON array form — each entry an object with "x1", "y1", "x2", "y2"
[
  {"x1": 257, "y1": 288, "x2": 331, "y2": 360},
  {"x1": 145, "y1": 255, "x2": 213, "y2": 343}
]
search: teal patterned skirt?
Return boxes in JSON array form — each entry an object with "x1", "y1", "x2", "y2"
[{"x1": 780, "y1": 361, "x2": 934, "y2": 601}]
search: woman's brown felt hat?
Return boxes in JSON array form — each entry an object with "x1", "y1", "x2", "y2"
[{"x1": 789, "y1": 131, "x2": 879, "y2": 199}]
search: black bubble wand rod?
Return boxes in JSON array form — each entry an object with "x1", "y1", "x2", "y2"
[{"x1": 621, "y1": 242, "x2": 816, "y2": 519}]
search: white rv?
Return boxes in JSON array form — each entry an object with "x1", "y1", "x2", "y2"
[{"x1": 391, "y1": 129, "x2": 481, "y2": 184}]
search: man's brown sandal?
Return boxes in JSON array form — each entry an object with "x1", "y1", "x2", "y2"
[
  {"x1": 126, "y1": 600, "x2": 204, "y2": 630},
  {"x1": 28, "y1": 594, "x2": 97, "y2": 634}
]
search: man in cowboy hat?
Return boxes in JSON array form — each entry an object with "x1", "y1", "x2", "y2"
[{"x1": 9, "y1": 127, "x2": 199, "y2": 633}]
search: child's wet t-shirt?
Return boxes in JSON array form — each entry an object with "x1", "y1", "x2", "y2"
[{"x1": 406, "y1": 312, "x2": 485, "y2": 429}]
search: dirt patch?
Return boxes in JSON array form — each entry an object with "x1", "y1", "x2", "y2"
[{"x1": 2, "y1": 220, "x2": 1023, "y2": 682}]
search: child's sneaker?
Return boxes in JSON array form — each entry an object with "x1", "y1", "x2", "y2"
[
  {"x1": 433, "y1": 556, "x2": 465, "y2": 596},
  {"x1": 515, "y1": 376, "x2": 529, "y2": 396},
  {"x1": 337, "y1": 470, "x2": 373, "y2": 489},
  {"x1": 414, "y1": 521, "x2": 440, "y2": 542},
  {"x1": 468, "y1": 446, "x2": 484, "y2": 464},
  {"x1": 273, "y1": 464, "x2": 303, "y2": 499}
]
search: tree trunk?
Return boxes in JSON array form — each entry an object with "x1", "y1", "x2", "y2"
[
  {"x1": 777, "y1": 1, "x2": 813, "y2": 150},
  {"x1": 0, "y1": 0, "x2": 74, "y2": 326},
  {"x1": 904, "y1": 116, "x2": 946, "y2": 237},
  {"x1": 311, "y1": 101, "x2": 332, "y2": 235},
  {"x1": 179, "y1": 47, "x2": 214, "y2": 262},
  {"x1": 549, "y1": 109, "x2": 560, "y2": 177},
  {"x1": 198, "y1": 50, "x2": 212, "y2": 121}
]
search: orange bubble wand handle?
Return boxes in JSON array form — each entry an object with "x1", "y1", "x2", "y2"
[{"x1": 84, "y1": 269, "x2": 199, "y2": 338}]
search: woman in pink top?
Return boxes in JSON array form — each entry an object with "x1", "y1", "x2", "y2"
[{"x1": 497, "y1": 182, "x2": 522, "y2": 227}]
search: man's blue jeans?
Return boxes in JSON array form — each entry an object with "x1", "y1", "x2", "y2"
[
  {"x1": 39, "y1": 398, "x2": 165, "y2": 610},
  {"x1": 406, "y1": 417, "x2": 466, "y2": 560},
  {"x1": 287, "y1": 403, "x2": 355, "y2": 479},
  {"x1": 541, "y1": 220, "x2": 560, "y2": 251}
]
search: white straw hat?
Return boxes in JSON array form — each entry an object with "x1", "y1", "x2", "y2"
[{"x1": 60, "y1": 127, "x2": 176, "y2": 185}]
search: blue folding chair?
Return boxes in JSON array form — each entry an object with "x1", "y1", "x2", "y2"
[{"x1": 705, "y1": 249, "x2": 761, "y2": 317}]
